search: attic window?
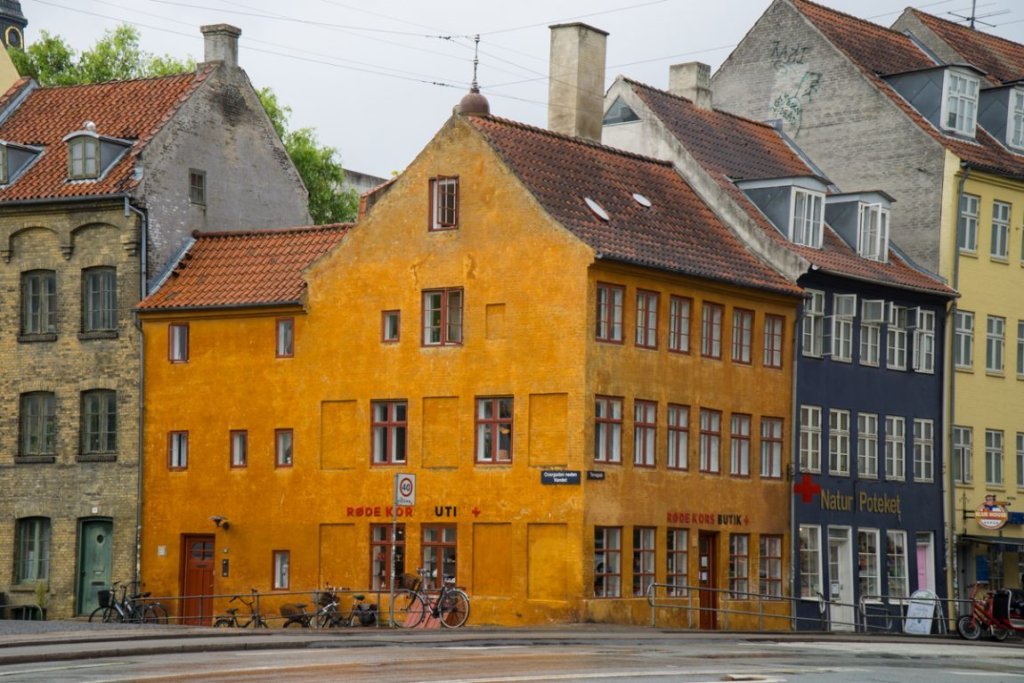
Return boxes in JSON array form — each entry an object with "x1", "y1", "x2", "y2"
[
  {"x1": 632, "y1": 193, "x2": 652, "y2": 208},
  {"x1": 0, "y1": 145, "x2": 7, "y2": 184},
  {"x1": 790, "y1": 187, "x2": 824, "y2": 248},
  {"x1": 67, "y1": 134, "x2": 100, "y2": 180},
  {"x1": 1009, "y1": 89, "x2": 1024, "y2": 151},
  {"x1": 603, "y1": 97, "x2": 639, "y2": 125},
  {"x1": 857, "y1": 203, "x2": 889, "y2": 262},
  {"x1": 941, "y1": 70, "x2": 979, "y2": 137},
  {"x1": 584, "y1": 197, "x2": 610, "y2": 221}
]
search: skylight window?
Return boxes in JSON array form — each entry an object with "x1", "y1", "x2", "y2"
[
  {"x1": 632, "y1": 193, "x2": 651, "y2": 208},
  {"x1": 584, "y1": 197, "x2": 610, "y2": 221},
  {"x1": 942, "y1": 70, "x2": 979, "y2": 137}
]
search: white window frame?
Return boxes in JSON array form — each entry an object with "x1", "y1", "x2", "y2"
[
  {"x1": 987, "y1": 315, "x2": 1005, "y2": 373},
  {"x1": 860, "y1": 300, "x2": 884, "y2": 367},
  {"x1": 953, "y1": 426, "x2": 973, "y2": 484},
  {"x1": 169, "y1": 431, "x2": 188, "y2": 469},
  {"x1": 1016, "y1": 432, "x2": 1024, "y2": 490},
  {"x1": 1009, "y1": 89, "x2": 1024, "y2": 150},
  {"x1": 430, "y1": 176, "x2": 458, "y2": 230},
  {"x1": 986, "y1": 429, "x2": 1004, "y2": 486},
  {"x1": 942, "y1": 69, "x2": 979, "y2": 136},
  {"x1": 798, "y1": 524, "x2": 822, "y2": 599},
  {"x1": 802, "y1": 290, "x2": 825, "y2": 358},
  {"x1": 886, "y1": 530, "x2": 909, "y2": 599},
  {"x1": 885, "y1": 416, "x2": 906, "y2": 481},
  {"x1": 912, "y1": 310, "x2": 935, "y2": 374},
  {"x1": 958, "y1": 194, "x2": 979, "y2": 253},
  {"x1": 886, "y1": 305, "x2": 907, "y2": 370},
  {"x1": 230, "y1": 430, "x2": 247, "y2": 467},
  {"x1": 790, "y1": 187, "x2": 824, "y2": 248},
  {"x1": 991, "y1": 201, "x2": 1010, "y2": 260},
  {"x1": 913, "y1": 419, "x2": 934, "y2": 482},
  {"x1": 858, "y1": 528, "x2": 881, "y2": 598},
  {"x1": 858, "y1": 413, "x2": 878, "y2": 478},
  {"x1": 273, "y1": 550, "x2": 290, "y2": 590},
  {"x1": 828, "y1": 409, "x2": 850, "y2": 476},
  {"x1": 954, "y1": 310, "x2": 974, "y2": 369},
  {"x1": 857, "y1": 203, "x2": 889, "y2": 261},
  {"x1": 799, "y1": 405, "x2": 821, "y2": 473},
  {"x1": 831, "y1": 294, "x2": 856, "y2": 361}
]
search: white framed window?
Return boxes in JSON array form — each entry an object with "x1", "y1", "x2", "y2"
[
  {"x1": 667, "y1": 528, "x2": 689, "y2": 596},
  {"x1": 276, "y1": 318, "x2": 294, "y2": 358},
  {"x1": 169, "y1": 431, "x2": 188, "y2": 469},
  {"x1": 67, "y1": 135, "x2": 99, "y2": 179},
  {"x1": 886, "y1": 530, "x2": 909, "y2": 599},
  {"x1": 885, "y1": 416, "x2": 906, "y2": 481},
  {"x1": 273, "y1": 550, "x2": 290, "y2": 590},
  {"x1": 230, "y1": 430, "x2": 247, "y2": 467},
  {"x1": 1009, "y1": 89, "x2": 1024, "y2": 150},
  {"x1": 958, "y1": 194, "x2": 979, "y2": 253},
  {"x1": 1016, "y1": 433, "x2": 1024, "y2": 489},
  {"x1": 986, "y1": 429, "x2": 1004, "y2": 486},
  {"x1": 790, "y1": 187, "x2": 824, "y2": 248},
  {"x1": 942, "y1": 70, "x2": 979, "y2": 136},
  {"x1": 953, "y1": 426, "x2": 972, "y2": 484},
  {"x1": 831, "y1": 294, "x2": 856, "y2": 361},
  {"x1": 913, "y1": 310, "x2": 935, "y2": 373},
  {"x1": 799, "y1": 405, "x2": 821, "y2": 473},
  {"x1": 798, "y1": 525, "x2": 822, "y2": 598},
  {"x1": 987, "y1": 315, "x2": 1005, "y2": 373},
  {"x1": 860, "y1": 299, "x2": 884, "y2": 366},
  {"x1": 169, "y1": 323, "x2": 189, "y2": 362},
  {"x1": 429, "y1": 176, "x2": 459, "y2": 230},
  {"x1": 991, "y1": 201, "x2": 1010, "y2": 260},
  {"x1": 858, "y1": 413, "x2": 878, "y2": 478},
  {"x1": 828, "y1": 409, "x2": 850, "y2": 476},
  {"x1": 760, "y1": 535, "x2": 783, "y2": 598},
  {"x1": 886, "y1": 305, "x2": 907, "y2": 370},
  {"x1": 858, "y1": 528, "x2": 880, "y2": 598},
  {"x1": 913, "y1": 419, "x2": 934, "y2": 482},
  {"x1": 857, "y1": 203, "x2": 889, "y2": 261},
  {"x1": 954, "y1": 310, "x2": 974, "y2": 369},
  {"x1": 802, "y1": 290, "x2": 824, "y2": 358}
]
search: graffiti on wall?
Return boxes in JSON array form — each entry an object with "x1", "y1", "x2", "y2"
[
  {"x1": 770, "y1": 40, "x2": 810, "y2": 72},
  {"x1": 766, "y1": 41, "x2": 821, "y2": 137},
  {"x1": 771, "y1": 71, "x2": 822, "y2": 136}
]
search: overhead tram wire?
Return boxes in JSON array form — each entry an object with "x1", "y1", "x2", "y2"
[{"x1": 478, "y1": 0, "x2": 675, "y2": 36}]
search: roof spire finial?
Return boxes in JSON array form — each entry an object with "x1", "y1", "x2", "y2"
[
  {"x1": 457, "y1": 33, "x2": 490, "y2": 116},
  {"x1": 471, "y1": 34, "x2": 480, "y2": 92}
]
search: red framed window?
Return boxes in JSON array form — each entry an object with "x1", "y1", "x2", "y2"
[
  {"x1": 667, "y1": 404, "x2": 689, "y2": 470},
  {"x1": 594, "y1": 526, "x2": 621, "y2": 597},
  {"x1": 731, "y1": 309, "x2": 753, "y2": 364},
  {"x1": 632, "y1": 527, "x2": 655, "y2": 597},
  {"x1": 422, "y1": 288, "x2": 463, "y2": 346},
  {"x1": 169, "y1": 323, "x2": 189, "y2": 362},
  {"x1": 701, "y1": 303, "x2": 723, "y2": 359},
  {"x1": 595, "y1": 396, "x2": 623, "y2": 463},
  {"x1": 760, "y1": 417, "x2": 783, "y2": 479},
  {"x1": 276, "y1": 318, "x2": 294, "y2": 358},
  {"x1": 699, "y1": 409, "x2": 721, "y2": 473},
  {"x1": 667, "y1": 528, "x2": 689, "y2": 596},
  {"x1": 669, "y1": 295, "x2": 691, "y2": 353},
  {"x1": 596, "y1": 283, "x2": 624, "y2": 343},
  {"x1": 763, "y1": 314, "x2": 784, "y2": 368},
  {"x1": 729, "y1": 534, "x2": 750, "y2": 598},
  {"x1": 422, "y1": 524, "x2": 457, "y2": 590},
  {"x1": 429, "y1": 176, "x2": 459, "y2": 230},
  {"x1": 475, "y1": 397, "x2": 513, "y2": 463},
  {"x1": 382, "y1": 310, "x2": 400, "y2": 342},
  {"x1": 633, "y1": 399, "x2": 656, "y2": 467},
  {"x1": 371, "y1": 524, "x2": 405, "y2": 590},
  {"x1": 275, "y1": 428, "x2": 293, "y2": 467},
  {"x1": 759, "y1": 535, "x2": 783, "y2": 598},
  {"x1": 372, "y1": 401, "x2": 407, "y2": 464},
  {"x1": 635, "y1": 290, "x2": 659, "y2": 348},
  {"x1": 272, "y1": 550, "x2": 290, "y2": 590},
  {"x1": 230, "y1": 430, "x2": 247, "y2": 468},
  {"x1": 730, "y1": 413, "x2": 751, "y2": 477},
  {"x1": 168, "y1": 431, "x2": 188, "y2": 470}
]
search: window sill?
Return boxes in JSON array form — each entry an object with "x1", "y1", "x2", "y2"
[
  {"x1": 15, "y1": 455, "x2": 56, "y2": 464},
  {"x1": 958, "y1": 249, "x2": 978, "y2": 258},
  {"x1": 78, "y1": 330, "x2": 118, "y2": 341},
  {"x1": 990, "y1": 256, "x2": 1009, "y2": 265},
  {"x1": 954, "y1": 366, "x2": 973, "y2": 374},
  {"x1": 8, "y1": 584, "x2": 41, "y2": 594},
  {"x1": 985, "y1": 370, "x2": 1005, "y2": 378},
  {"x1": 17, "y1": 333, "x2": 57, "y2": 343},
  {"x1": 77, "y1": 453, "x2": 117, "y2": 463}
]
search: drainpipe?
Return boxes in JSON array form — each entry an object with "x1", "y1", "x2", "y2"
[
  {"x1": 124, "y1": 197, "x2": 148, "y2": 587},
  {"x1": 948, "y1": 162, "x2": 970, "y2": 605}
]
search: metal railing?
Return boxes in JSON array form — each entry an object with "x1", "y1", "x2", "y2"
[
  {"x1": 646, "y1": 582, "x2": 822, "y2": 631},
  {"x1": 856, "y1": 594, "x2": 950, "y2": 635}
]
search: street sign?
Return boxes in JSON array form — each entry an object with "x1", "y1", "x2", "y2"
[{"x1": 395, "y1": 473, "x2": 416, "y2": 506}]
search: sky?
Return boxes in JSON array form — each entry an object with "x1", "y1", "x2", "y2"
[{"x1": 20, "y1": 0, "x2": 1024, "y2": 178}]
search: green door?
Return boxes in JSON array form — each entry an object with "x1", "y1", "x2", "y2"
[{"x1": 77, "y1": 519, "x2": 113, "y2": 615}]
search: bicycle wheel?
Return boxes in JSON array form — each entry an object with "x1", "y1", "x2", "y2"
[
  {"x1": 141, "y1": 605, "x2": 164, "y2": 624},
  {"x1": 957, "y1": 615, "x2": 982, "y2": 640},
  {"x1": 991, "y1": 626, "x2": 1010, "y2": 642},
  {"x1": 149, "y1": 603, "x2": 169, "y2": 624},
  {"x1": 213, "y1": 617, "x2": 234, "y2": 628},
  {"x1": 391, "y1": 589, "x2": 426, "y2": 628},
  {"x1": 253, "y1": 616, "x2": 268, "y2": 629},
  {"x1": 89, "y1": 606, "x2": 116, "y2": 623},
  {"x1": 438, "y1": 589, "x2": 470, "y2": 628}
]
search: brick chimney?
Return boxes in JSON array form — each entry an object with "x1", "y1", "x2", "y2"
[
  {"x1": 548, "y1": 23, "x2": 608, "y2": 142},
  {"x1": 669, "y1": 62, "x2": 712, "y2": 110},
  {"x1": 201, "y1": 24, "x2": 242, "y2": 68}
]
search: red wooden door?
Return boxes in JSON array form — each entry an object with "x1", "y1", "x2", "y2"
[
  {"x1": 181, "y1": 535, "x2": 215, "y2": 625},
  {"x1": 698, "y1": 532, "x2": 718, "y2": 630}
]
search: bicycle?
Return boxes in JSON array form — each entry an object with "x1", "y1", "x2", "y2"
[
  {"x1": 89, "y1": 581, "x2": 168, "y2": 624},
  {"x1": 213, "y1": 588, "x2": 268, "y2": 628},
  {"x1": 311, "y1": 586, "x2": 377, "y2": 628},
  {"x1": 391, "y1": 568, "x2": 470, "y2": 629}
]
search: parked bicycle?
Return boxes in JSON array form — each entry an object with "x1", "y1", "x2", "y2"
[
  {"x1": 391, "y1": 568, "x2": 469, "y2": 629},
  {"x1": 311, "y1": 585, "x2": 377, "y2": 628},
  {"x1": 214, "y1": 588, "x2": 268, "y2": 628},
  {"x1": 89, "y1": 581, "x2": 168, "y2": 624},
  {"x1": 957, "y1": 582, "x2": 1024, "y2": 641}
]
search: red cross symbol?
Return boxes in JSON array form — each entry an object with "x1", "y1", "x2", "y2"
[
  {"x1": 793, "y1": 473, "x2": 821, "y2": 503},
  {"x1": 471, "y1": 507, "x2": 481, "y2": 517}
]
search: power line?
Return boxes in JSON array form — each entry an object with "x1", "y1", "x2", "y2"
[{"x1": 479, "y1": 0, "x2": 675, "y2": 36}]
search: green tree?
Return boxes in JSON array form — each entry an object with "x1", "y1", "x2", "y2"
[{"x1": 9, "y1": 26, "x2": 357, "y2": 224}]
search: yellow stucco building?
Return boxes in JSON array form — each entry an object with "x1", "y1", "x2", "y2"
[{"x1": 138, "y1": 103, "x2": 802, "y2": 626}]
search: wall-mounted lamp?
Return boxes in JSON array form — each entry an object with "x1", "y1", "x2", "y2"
[{"x1": 209, "y1": 515, "x2": 230, "y2": 531}]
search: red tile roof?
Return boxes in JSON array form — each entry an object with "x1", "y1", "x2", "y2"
[
  {"x1": 466, "y1": 115, "x2": 802, "y2": 297},
  {"x1": 138, "y1": 224, "x2": 350, "y2": 311},
  {"x1": 907, "y1": 9, "x2": 1024, "y2": 85},
  {"x1": 790, "y1": 0, "x2": 1024, "y2": 180},
  {"x1": 0, "y1": 69, "x2": 213, "y2": 202},
  {"x1": 624, "y1": 79, "x2": 954, "y2": 297}
]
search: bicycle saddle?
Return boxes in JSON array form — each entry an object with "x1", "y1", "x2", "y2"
[
  {"x1": 226, "y1": 607, "x2": 239, "y2": 615},
  {"x1": 353, "y1": 594, "x2": 365, "y2": 601}
]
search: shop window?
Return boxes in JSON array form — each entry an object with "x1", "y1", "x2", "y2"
[
  {"x1": 857, "y1": 529, "x2": 880, "y2": 597},
  {"x1": 886, "y1": 530, "x2": 908, "y2": 599},
  {"x1": 729, "y1": 534, "x2": 749, "y2": 598},
  {"x1": 759, "y1": 535, "x2": 783, "y2": 598},
  {"x1": 422, "y1": 524, "x2": 456, "y2": 590},
  {"x1": 632, "y1": 527, "x2": 655, "y2": 597},
  {"x1": 594, "y1": 526, "x2": 621, "y2": 597},
  {"x1": 799, "y1": 525, "x2": 822, "y2": 598},
  {"x1": 667, "y1": 528, "x2": 689, "y2": 596},
  {"x1": 371, "y1": 524, "x2": 405, "y2": 590}
]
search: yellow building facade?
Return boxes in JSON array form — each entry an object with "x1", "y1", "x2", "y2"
[{"x1": 139, "y1": 110, "x2": 800, "y2": 626}]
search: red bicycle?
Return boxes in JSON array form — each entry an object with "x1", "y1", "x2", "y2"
[{"x1": 957, "y1": 582, "x2": 1024, "y2": 641}]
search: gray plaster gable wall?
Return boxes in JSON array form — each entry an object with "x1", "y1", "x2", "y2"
[
  {"x1": 711, "y1": 0, "x2": 948, "y2": 273},
  {"x1": 138, "y1": 63, "x2": 310, "y2": 286}
]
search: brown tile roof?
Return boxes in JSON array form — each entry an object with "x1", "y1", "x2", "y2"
[
  {"x1": 624, "y1": 79, "x2": 953, "y2": 297},
  {"x1": 466, "y1": 115, "x2": 802, "y2": 297},
  {"x1": 138, "y1": 224, "x2": 350, "y2": 311},
  {"x1": 907, "y1": 9, "x2": 1024, "y2": 85},
  {"x1": 0, "y1": 69, "x2": 213, "y2": 202},
  {"x1": 790, "y1": 0, "x2": 1024, "y2": 180}
]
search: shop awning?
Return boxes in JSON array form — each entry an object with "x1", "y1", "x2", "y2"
[{"x1": 959, "y1": 534, "x2": 1024, "y2": 548}]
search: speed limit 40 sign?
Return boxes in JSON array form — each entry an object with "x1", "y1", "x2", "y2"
[{"x1": 395, "y1": 473, "x2": 416, "y2": 506}]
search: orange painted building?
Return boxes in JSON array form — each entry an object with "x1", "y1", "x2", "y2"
[{"x1": 138, "y1": 102, "x2": 802, "y2": 626}]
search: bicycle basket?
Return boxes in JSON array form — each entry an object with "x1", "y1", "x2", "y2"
[
  {"x1": 315, "y1": 590, "x2": 334, "y2": 607},
  {"x1": 399, "y1": 573, "x2": 421, "y2": 591},
  {"x1": 279, "y1": 603, "x2": 307, "y2": 618},
  {"x1": 98, "y1": 590, "x2": 113, "y2": 608}
]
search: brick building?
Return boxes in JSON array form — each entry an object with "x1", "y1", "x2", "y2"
[{"x1": 0, "y1": 24, "x2": 309, "y2": 618}]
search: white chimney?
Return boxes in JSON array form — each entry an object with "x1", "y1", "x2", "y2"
[
  {"x1": 669, "y1": 62, "x2": 712, "y2": 110},
  {"x1": 548, "y1": 23, "x2": 608, "y2": 142},
  {"x1": 201, "y1": 24, "x2": 242, "y2": 68}
]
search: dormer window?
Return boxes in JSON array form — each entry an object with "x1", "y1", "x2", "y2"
[
  {"x1": 942, "y1": 70, "x2": 979, "y2": 136},
  {"x1": 1009, "y1": 89, "x2": 1024, "y2": 151},
  {"x1": 857, "y1": 203, "x2": 889, "y2": 262},
  {"x1": 791, "y1": 187, "x2": 824, "y2": 248},
  {"x1": 67, "y1": 135, "x2": 100, "y2": 180},
  {"x1": 0, "y1": 144, "x2": 7, "y2": 184}
]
